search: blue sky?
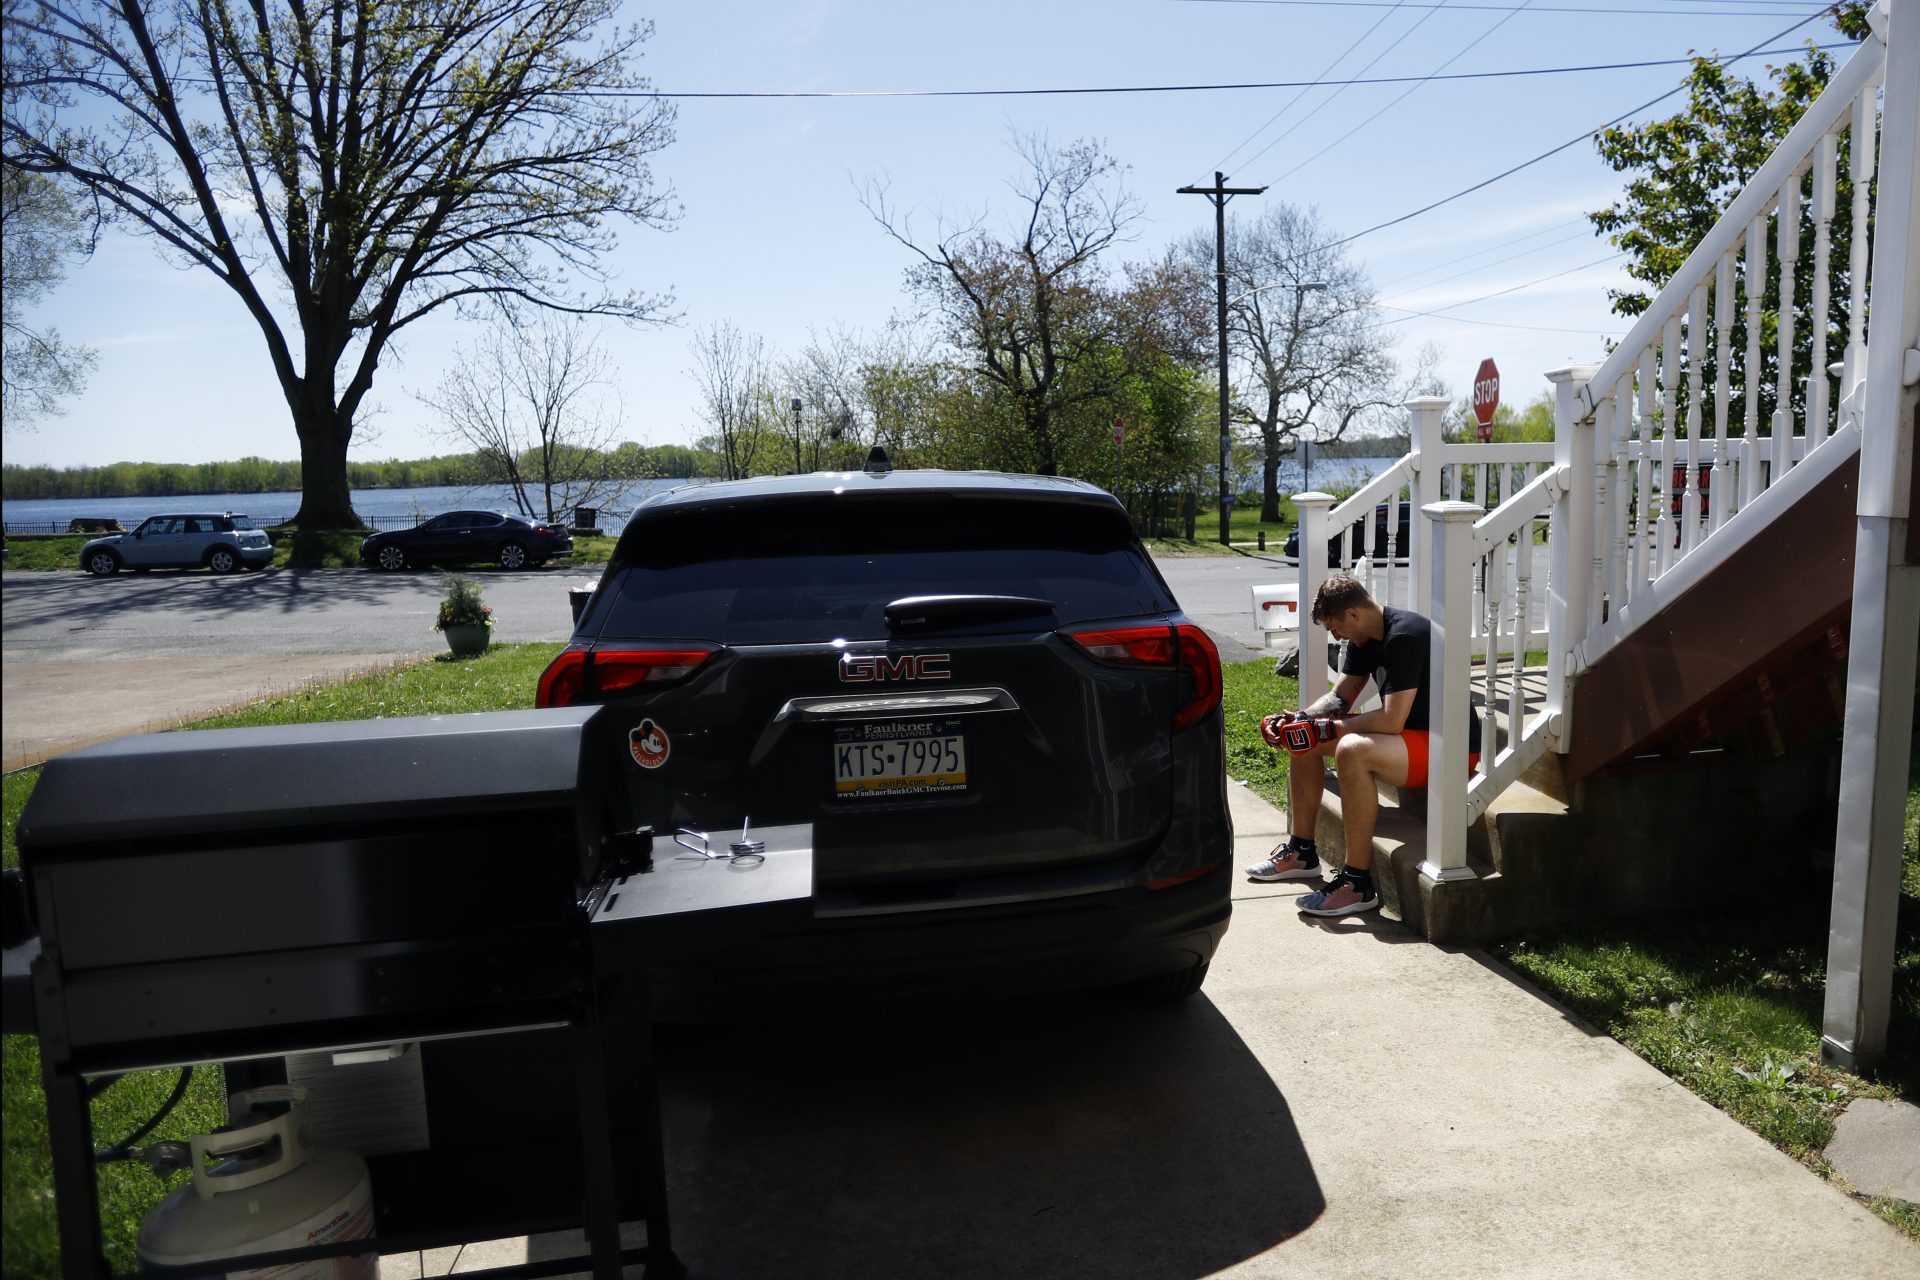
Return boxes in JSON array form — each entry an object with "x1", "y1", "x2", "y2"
[{"x1": 6, "y1": 0, "x2": 1854, "y2": 468}]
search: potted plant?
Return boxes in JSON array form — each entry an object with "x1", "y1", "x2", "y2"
[{"x1": 435, "y1": 573, "x2": 493, "y2": 656}]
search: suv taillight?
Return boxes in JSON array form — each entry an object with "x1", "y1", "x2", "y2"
[
  {"x1": 535, "y1": 644, "x2": 718, "y2": 708},
  {"x1": 1064, "y1": 622, "x2": 1221, "y2": 731}
]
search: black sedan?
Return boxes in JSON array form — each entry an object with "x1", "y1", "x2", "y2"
[{"x1": 360, "y1": 510, "x2": 574, "y2": 571}]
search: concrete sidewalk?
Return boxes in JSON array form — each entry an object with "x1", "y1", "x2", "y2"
[
  {"x1": 1, "y1": 651, "x2": 426, "y2": 771},
  {"x1": 1203, "y1": 784, "x2": 1914, "y2": 1278},
  {"x1": 390, "y1": 784, "x2": 1916, "y2": 1278}
]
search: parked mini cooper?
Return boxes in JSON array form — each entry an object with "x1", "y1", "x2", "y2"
[{"x1": 79, "y1": 514, "x2": 273, "y2": 576}]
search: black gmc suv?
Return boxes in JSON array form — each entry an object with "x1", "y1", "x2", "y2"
[{"x1": 539, "y1": 461, "x2": 1232, "y2": 1006}]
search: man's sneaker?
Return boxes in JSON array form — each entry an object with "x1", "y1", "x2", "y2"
[
  {"x1": 1297, "y1": 876, "x2": 1380, "y2": 916},
  {"x1": 1245, "y1": 847, "x2": 1322, "y2": 882}
]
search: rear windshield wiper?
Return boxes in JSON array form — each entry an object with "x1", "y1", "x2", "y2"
[{"x1": 884, "y1": 594, "x2": 1058, "y2": 633}]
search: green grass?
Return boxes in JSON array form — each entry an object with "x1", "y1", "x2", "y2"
[
  {"x1": 3, "y1": 531, "x2": 617, "y2": 574},
  {"x1": 1, "y1": 643, "x2": 554, "y2": 1278},
  {"x1": 1222, "y1": 655, "x2": 1298, "y2": 810},
  {"x1": 1487, "y1": 752, "x2": 1920, "y2": 1238},
  {"x1": 1, "y1": 537, "x2": 87, "y2": 572}
]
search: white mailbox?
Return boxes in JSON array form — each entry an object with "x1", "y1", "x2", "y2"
[{"x1": 1250, "y1": 582, "x2": 1300, "y2": 645}]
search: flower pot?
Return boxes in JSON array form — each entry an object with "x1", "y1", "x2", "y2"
[{"x1": 443, "y1": 623, "x2": 491, "y2": 657}]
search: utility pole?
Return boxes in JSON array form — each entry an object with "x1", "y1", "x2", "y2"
[{"x1": 1178, "y1": 171, "x2": 1265, "y2": 544}]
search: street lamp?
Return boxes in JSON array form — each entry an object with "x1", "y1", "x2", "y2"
[{"x1": 1215, "y1": 280, "x2": 1326, "y2": 543}]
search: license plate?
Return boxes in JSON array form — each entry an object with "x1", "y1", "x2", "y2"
[{"x1": 833, "y1": 722, "x2": 967, "y2": 797}]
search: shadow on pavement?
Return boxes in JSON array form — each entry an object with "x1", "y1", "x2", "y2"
[{"x1": 631, "y1": 992, "x2": 1323, "y2": 1278}]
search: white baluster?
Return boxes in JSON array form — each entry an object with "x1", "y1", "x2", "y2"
[
  {"x1": 1682, "y1": 283, "x2": 1706, "y2": 555},
  {"x1": 1744, "y1": 211, "x2": 1768, "y2": 504},
  {"x1": 1482, "y1": 536, "x2": 1502, "y2": 775},
  {"x1": 1658, "y1": 314, "x2": 1680, "y2": 574},
  {"x1": 1636, "y1": 347, "x2": 1657, "y2": 588},
  {"x1": 1774, "y1": 174, "x2": 1801, "y2": 482},
  {"x1": 1712, "y1": 249, "x2": 1734, "y2": 531},
  {"x1": 1546, "y1": 362, "x2": 1599, "y2": 748},
  {"x1": 1606, "y1": 378, "x2": 1630, "y2": 615},
  {"x1": 1841, "y1": 85, "x2": 1877, "y2": 409},
  {"x1": 1809, "y1": 130, "x2": 1839, "y2": 447}
]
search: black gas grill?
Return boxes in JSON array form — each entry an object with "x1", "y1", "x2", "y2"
[{"x1": 6, "y1": 708, "x2": 813, "y2": 1279}]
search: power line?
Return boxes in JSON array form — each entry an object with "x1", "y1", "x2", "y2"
[
  {"x1": 1303, "y1": 6, "x2": 1839, "y2": 252},
  {"x1": 1263, "y1": 0, "x2": 1544, "y2": 182},
  {"x1": 1374, "y1": 303, "x2": 1627, "y2": 335},
  {"x1": 1371, "y1": 218, "x2": 1592, "y2": 288},
  {"x1": 1171, "y1": 0, "x2": 1830, "y2": 15},
  {"x1": 1365, "y1": 251, "x2": 1628, "y2": 328},
  {"x1": 1213, "y1": 0, "x2": 1437, "y2": 174},
  {"x1": 654, "y1": 41, "x2": 1844, "y2": 99},
  {"x1": 1212, "y1": 0, "x2": 1418, "y2": 173},
  {"x1": 1377, "y1": 227, "x2": 1601, "y2": 298}
]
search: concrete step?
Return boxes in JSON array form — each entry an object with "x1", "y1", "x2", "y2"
[{"x1": 1306, "y1": 740, "x2": 1839, "y2": 944}]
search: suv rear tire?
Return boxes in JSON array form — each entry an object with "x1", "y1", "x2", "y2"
[{"x1": 1129, "y1": 960, "x2": 1210, "y2": 1005}]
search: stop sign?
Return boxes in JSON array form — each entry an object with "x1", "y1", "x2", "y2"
[
  {"x1": 1113, "y1": 418, "x2": 1126, "y2": 445},
  {"x1": 1472, "y1": 358, "x2": 1500, "y2": 441}
]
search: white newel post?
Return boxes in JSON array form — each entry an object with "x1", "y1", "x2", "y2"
[
  {"x1": 1293, "y1": 491, "x2": 1337, "y2": 706},
  {"x1": 1422, "y1": 501, "x2": 1483, "y2": 883},
  {"x1": 1545, "y1": 363, "x2": 1602, "y2": 749},
  {"x1": 1405, "y1": 395, "x2": 1451, "y2": 618},
  {"x1": 1824, "y1": 0, "x2": 1920, "y2": 1072}
]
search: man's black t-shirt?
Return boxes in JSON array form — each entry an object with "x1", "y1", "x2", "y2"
[{"x1": 1340, "y1": 605, "x2": 1481, "y2": 751}]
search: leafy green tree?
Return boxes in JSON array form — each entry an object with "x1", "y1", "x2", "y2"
[
  {"x1": 3, "y1": 0, "x2": 677, "y2": 529},
  {"x1": 1, "y1": 167, "x2": 95, "y2": 427},
  {"x1": 1588, "y1": 3, "x2": 1872, "y2": 431}
]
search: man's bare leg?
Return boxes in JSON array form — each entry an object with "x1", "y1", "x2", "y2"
[
  {"x1": 1332, "y1": 734, "x2": 1410, "y2": 871},
  {"x1": 1288, "y1": 743, "x2": 1331, "y2": 841}
]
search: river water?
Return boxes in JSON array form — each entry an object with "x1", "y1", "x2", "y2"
[
  {"x1": 2, "y1": 457, "x2": 1398, "y2": 536},
  {"x1": 2, "y1": 479, "x2": 692, "y2": 536}
]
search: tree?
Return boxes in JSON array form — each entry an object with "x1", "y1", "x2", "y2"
[
  {"x1": 1588, "y1": 3, "x2": 1871, "y2": 430},
  {"x1": 1181, "y1": 204, "x2": 1411, "y2": 522},
  {"x1": 863, "y1": 133, "x2": 1143, "y2": 476},
  {"x1": 1, "y1": 166, "x2": 96, "y2": 427},
  {"x1": 3, "y1": 0, "x2": 677, "y2": 528},
  {"x1": 688, "y1": 321, "x2": 771, "y2": 480},
  {"x1": 420, "y1": 310, "x2": 625, "y2": 523}
]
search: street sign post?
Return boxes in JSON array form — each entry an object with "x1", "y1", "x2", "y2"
[{"x1": 1472, "y1": 358, "x2": 1500, "y2": 442}]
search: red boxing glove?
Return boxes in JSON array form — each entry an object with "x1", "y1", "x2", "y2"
[
  {"x1": 1259, "y1": 710, "x2": 1305, "y2": 752},
  {"x1": 1281, "y1": 717, "x2": 1338, "y2": 756}
]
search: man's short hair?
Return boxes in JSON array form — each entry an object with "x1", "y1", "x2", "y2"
[{"x1": 1311, "y1": 572, "x2": 1373, "y2": 624}]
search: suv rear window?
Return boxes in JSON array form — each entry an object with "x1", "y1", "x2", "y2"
[{"x1": 601, "y1": 494, "x2": 1173, "y2": 644}]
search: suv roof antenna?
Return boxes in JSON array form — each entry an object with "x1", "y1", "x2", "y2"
[{"x1": 864, "y1": 445, "x2": 892, "y2": 476}]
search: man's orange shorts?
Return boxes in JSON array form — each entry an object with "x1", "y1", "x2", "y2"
[{"x1": 1400, "y1": 730, "x2": 1480, "y2": 789}]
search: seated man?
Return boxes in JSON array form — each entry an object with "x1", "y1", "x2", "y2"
[{"x1": 1245, "y1": 573, "x2": 1480, "y2": 916}]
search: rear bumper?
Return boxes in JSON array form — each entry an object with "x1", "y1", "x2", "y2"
[{"x1": 644, "y1": 861, "x2": 1232, "y2": 1011}]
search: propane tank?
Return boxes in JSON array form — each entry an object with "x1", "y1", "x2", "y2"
[{"x1": 137, "y1": 1085, "x2": 375, "y2": 1279}]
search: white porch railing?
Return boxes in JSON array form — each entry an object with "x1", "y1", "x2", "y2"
[{"x1": 1282, "y1": 6, "x2": 1910, "y2": 883}]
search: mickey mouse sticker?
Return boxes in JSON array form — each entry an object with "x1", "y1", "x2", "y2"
[{"x1": 628, "y1": 718, "x2": 670, "y2": 769}]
